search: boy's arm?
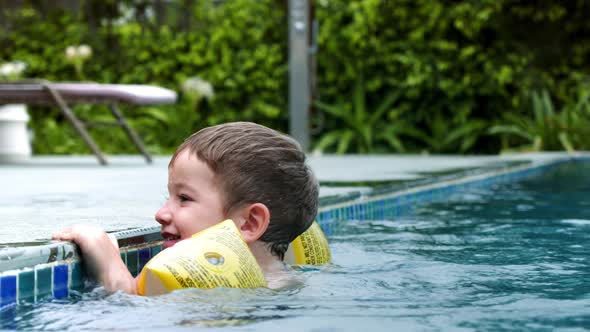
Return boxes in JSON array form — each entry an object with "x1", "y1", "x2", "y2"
[{"x1": 52, "y1": 226, "x2": 137, "y2": 295}]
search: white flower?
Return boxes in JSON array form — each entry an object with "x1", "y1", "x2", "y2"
[
  {"x1": 0, "y1": 61, "x2": 27, "y2": 79},
  {"x1": 78, "y1": 45, "x2": 92, "y2": 59},
  {"x1": 182, "y1": 77, "x2": 214, "y2": 100},
  {"x1": 64, "y1": 45, "x2": 93, "y2": 61},
  {"x1": 65, "y1": 46, "x2": 77, "y2": 60},
  {"x1": 0, "y1": 63, "x2": 13, "y2": 77},
  {"x1": 12, "y1": 61, "x2": 27, "y2": 73}
]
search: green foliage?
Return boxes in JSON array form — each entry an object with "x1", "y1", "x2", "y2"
[
  {"x1": 313, "y1": 76, "x2": 412, "y2": 154},
  {"x1": 316, "y1": 1, "x2": 528, "y2": 121},
  {"x1": 131, "y1": 101, "x2": 204, "y2": 154},
  {"x1": 489, "y1": 89, "x2": 590, "y2": 153},
  {"x1": 406, "y1": 109, "x2": 489, "y2": 154},
  {"x1": 2, "y1": 0, "x2": 590, "y2": 155},
  {"x1": 314, "y1": 0, "x2": 590, "y2": 154},
  {"x1": 0, "y1": 0, "x2": 287, "y2": 155}
]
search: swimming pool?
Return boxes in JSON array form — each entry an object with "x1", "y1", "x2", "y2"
[{"x1": 1, "y1": 158, "x2": 589, "y2": 330}]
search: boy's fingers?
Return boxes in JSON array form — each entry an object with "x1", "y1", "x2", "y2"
[
  {"x1": 107, "y1": 233, "x2": 120, "y2": 250},
  {"x1": 51, "y1": 229, "x2": 72, "y2": 241},
  {"x1": 51, "y1": 226, "x2": 85, "y2": 241}
]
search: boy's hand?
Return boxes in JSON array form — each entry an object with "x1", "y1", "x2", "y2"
[{"x1": 52, "y1": 226, "x2": 137, "y2": 294}]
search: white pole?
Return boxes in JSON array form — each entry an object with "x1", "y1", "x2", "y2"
[{"x1": 288, "y1": 0, "x2": 310, "y2": 151}]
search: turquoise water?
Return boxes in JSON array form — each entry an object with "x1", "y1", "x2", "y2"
[{"x1": 4, "y1": 161, "x2": 590, "y2": 331}]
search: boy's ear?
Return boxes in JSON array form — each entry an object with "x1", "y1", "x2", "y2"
[{"x1": 233, "y1": 203, "x2": 270, "y2": 244}]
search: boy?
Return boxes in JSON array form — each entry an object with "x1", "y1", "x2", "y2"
[{"x1": 52, "y1": 122, "x2": 319, "y2": 294}]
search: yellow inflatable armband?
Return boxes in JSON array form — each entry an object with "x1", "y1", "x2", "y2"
[
  {"x1": 284, "y1": 221, "x2": 331, "y2": 265},
  {"x1": 137, "y1": 219, "x2": 266, "y2": 296}
]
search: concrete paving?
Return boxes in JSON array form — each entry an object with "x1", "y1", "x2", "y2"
[{"x1": 0, "y1": 152, "x2": 583, "y2": 243}]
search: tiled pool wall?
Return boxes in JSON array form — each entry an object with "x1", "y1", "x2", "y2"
[
  {"x1": 0, "y1": 229, "x2": 166, "y2": 310},
  {"x1": 315, "y1": 158, "x2": 574, "y2": 236},
  {"x1": 0, "y1": 157, "x2": 578, "y2": 309}
]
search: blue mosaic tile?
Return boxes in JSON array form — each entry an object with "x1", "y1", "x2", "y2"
[
  {"x1": 447, "y1": 184, "x2": 459, "y2": 195},
  {"x1": 425, "y1": 190, "x2": 434, "y2": 202},
  {"x1": 372, "y1": 202, "x2": 378, "y2": 219},
  {"x1": 385, "y1": 198, "x2": 393, "y2": 218},
  {"x1": 53, "y1": 265, "x2": 68, "y2": 299},
  {"x1": 150, "y1": 244, "x2": 162, "y2": 258},
  {"x1": 1, "y1": 275, "x2": 17, "y2": 308},
  {"x1": 397, "y1": 195, "x2": 405, "y2": 208},
  {"x1": 35, "y1": 267, "x2": 52, "y2": 301},
  {"x1": 317, "y1": 211, "x2": 326, "y2": 223},
  {"x1": 70, "y1": 261, "x2": 83, "y2": 290},
  {"x1": 323, "y1": 220, "x2": 333, "y2": 236},
  {"x1": 120, "y1": 251, "x2": 127, "y2": 265},
  {"x1": 315, "y1": 161, "x2": 569, "y2": 229},
  {"x1": 395, "y1": 197, "x2": 404, "y2": 215},
  {"x1": 382, "y1": 200, "x2": 390, "y2": 218},
  {"x1": 375, "y1": 201, "x2": 380, "y2": 218},
  {"x1": 17, "y1": 271, "x2": 34, "y2": 304},
  {"x1": 127, "y1": 250, "x2": 138, "y2": 277},
  {"x1": 326, "y1": 210, "x2": 332, "y2": 222},
  {"x1": 138, "y1": 248, "x2": 151, "y2": 272}
]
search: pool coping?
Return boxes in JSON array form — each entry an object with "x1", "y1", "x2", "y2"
[{"x1": 0, "y1": 154, "x2": 585, "y2": 307}]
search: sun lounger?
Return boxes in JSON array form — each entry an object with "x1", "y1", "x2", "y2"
[{"x1": 0, "y1": 81, "x2": 177, "y2": 165}]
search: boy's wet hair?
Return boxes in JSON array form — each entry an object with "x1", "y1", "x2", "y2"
[{"x1": 170, "y1": 122, "x2": 319, "y2": 260}]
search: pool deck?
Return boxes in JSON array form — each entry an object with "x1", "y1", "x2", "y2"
[{"x1": 0, "y1": 152, "x2": 586, "y2": 243}]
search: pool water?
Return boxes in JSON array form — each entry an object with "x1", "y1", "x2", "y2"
[{"x1": 4, "y1": 161, "x2": 590, "y2": 331}]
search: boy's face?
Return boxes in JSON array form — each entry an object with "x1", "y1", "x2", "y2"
[{"x1": 156, "y1": 149, "x2": 233, "y2": 249}]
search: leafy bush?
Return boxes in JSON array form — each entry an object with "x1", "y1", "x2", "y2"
[
  {"x1": 490, "y1": 88, "x2": 590, "y2": 153},
  {"x1": 0, "y1": 0, "x2": 287, "y2": 154},
  {"x1": 2, "y1": 0, "x2": 590, "y2": 155},
  {"x1": 313, "y1": 0, "x2": 590, "y2": 154},
  {"x1": 313, "y1": 75, "x2": 414, "y2": 153}
]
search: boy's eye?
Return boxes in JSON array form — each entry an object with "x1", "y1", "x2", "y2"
[{"x1": 178, "y1": 194, "x2": 191, "y2": 202}]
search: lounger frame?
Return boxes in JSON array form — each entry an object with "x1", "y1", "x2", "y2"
[{"x1": 0, "y1": 81, "x2": 177, "y2": 165}]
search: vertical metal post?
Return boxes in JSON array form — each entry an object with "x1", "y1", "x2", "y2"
[{"x1": 288, "y1": 0, "x2": 310, "y2": 151}]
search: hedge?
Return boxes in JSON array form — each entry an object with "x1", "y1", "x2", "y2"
[{"x1": 1, "y1": 0, "x2": 589, "y2": 154}]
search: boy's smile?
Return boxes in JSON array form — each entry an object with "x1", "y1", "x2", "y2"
[{"x1": 155, "y1": 149, "x2": 232, "y2": 249}]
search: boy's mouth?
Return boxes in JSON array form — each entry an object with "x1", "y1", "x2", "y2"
[{"x1": 161, "y1": 233, "x2": 181, "y2": 249}]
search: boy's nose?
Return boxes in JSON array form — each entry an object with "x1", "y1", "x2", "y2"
[{"x1": 155, "y1": 205, "x2": 172, "y2": 225}]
